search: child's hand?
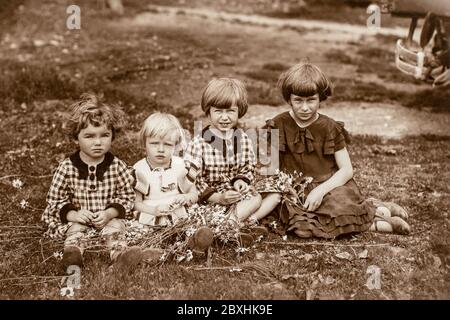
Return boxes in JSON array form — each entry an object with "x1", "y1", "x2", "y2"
[
  {"x1": 156, "y1": 204, "x2": 171, "y2": 215},
  {"x1": 219, "y1": 190, "x2": 242, "y2": 205},
  {"x1": 91, "y1": 210, "x2": 112, "y2": 229},
  {"x1": 233, "y1": 179, "x2": 249, "y2": 193},
  {"x1": 303, "y1": 187, "x2": 325, "y2": 212},
  {"x1": 170, "y1": 195, "x2": 187, "y2": 208},
  {"x1": 67, "y1": 209, "x2": 95, "y2": 225}
]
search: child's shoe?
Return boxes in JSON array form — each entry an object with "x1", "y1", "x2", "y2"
[
  {"x1": 248, "y1": 225, "x2": 269, "y2": 237},
  {"x1": 142, "y1": 247, "x2": 165, "y2": 264},
  {"x1": 294, "y1": 229, "x2": 313, "y2": 238},
  {"x1": 381, "y1": 202, "x2": 409, "y2": 220},
  {"x1": 114, "y1": 246, "x2": 143, "y2": 269},
  {"x1": 188, "y1": 226, "x2": 214, "y2": 254},
  {"x1": 370, "y1": 216, "x2": 410, "y2": 235},
  {"x1": 238, "y1": 232, "x2": 254, "y2": 247},
  {"x1": 62, "y1": 246, "x2": 83, "y2": 269}
]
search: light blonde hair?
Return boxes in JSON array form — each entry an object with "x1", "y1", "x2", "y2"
[
  {"x1": 138, "y1": 112, "x2": 186, "y2": 150},
  {"x1": 201, "y1": 77, "x2": 248, "y2": 118},
  {"x1": 278, "y1": 61, "x2": 333, "y2": 102},
  {"x1": 65, "y1": 93, "x2": 126, "y2": 140}
]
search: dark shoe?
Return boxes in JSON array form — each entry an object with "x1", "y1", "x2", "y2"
[
  {"x1": 238, "y1": 232, "x2": 254, "y2": 247},
  {"x1": 249, "y1": 226, "x2": 269, "y2": 237},
  {"x1": 188, "y1": 226, "x2": 214, "y2": 254},
  {"x1": 114, "y1": 246, "x2": 143, "y2": 269},
  {"x1": 62, "y1": 246, "x2": 83, "y2": 269},
  {"x1": 142, "y1": 248, "x2": 165, "y2": 264}
]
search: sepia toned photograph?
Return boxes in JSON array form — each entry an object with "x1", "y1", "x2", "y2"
[{"x1": 0, "y1": 0, "x2": 448, "y2": 302}]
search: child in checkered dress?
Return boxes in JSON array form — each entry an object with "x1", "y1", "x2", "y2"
[
  {"x1": 184, "y1": 78, "x2": 281, "y2": 244},
  {"x1": 42, "y1": 94, "x2": 143, "y2": 269}
]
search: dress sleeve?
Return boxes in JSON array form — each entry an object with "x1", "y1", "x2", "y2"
[
  {"x1": 133, "y1": 162, "x2": 150, "y2": 196},
  {"x1": 323, "y1": 120, "x2": 349, "y2": 155},
  {"x1": 184, "y1": 139, "x2": 216, "y2": 203},
  {"x1": 263, "y1": 118, "x2": 286, "y2": 152},
  {"x1": 106, "y1": 160, "x2": 136, "y2": 220},
  {"x1": 230, "y1": 132, "x2": 256, "y2": 185},
  {"x1": 41, "y1": 161, "x2": 76, "y2": 226}
]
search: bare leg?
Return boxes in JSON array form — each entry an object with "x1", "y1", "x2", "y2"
[
  {"x1": 65, "y1": 222, "x2": 89, "y2": 253},
  {"x1": 101, "y1": 218, "x2": 126, "y2": 261},
  {"x1": 235, "y1": 193, "x2": 262, "y2": 222},
  {"x1": 248, "y1": 192, "x2": 281, "y2": 221}
]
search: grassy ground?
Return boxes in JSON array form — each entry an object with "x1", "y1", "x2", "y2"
[{"x1": 0, "y1": 0, "x2": 448, "y2": 299}]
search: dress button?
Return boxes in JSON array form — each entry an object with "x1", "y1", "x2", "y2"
[
  {"x1": 89, "y1": 174, "x2": 95, "y2": 180},
  {"x1": 89, "y1": 166, "x2": 95, "y2": 172},
  {"x1": 90, "y1": 185, "x2": 96, "y2": 190}
]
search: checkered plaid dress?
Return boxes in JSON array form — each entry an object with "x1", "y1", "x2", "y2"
[
  {"x1": 184, "y1": 127, "x2": 256, "y2": 202},
  {"x1": 41, "y1": 152, "x2": 136, "y2": 239}
]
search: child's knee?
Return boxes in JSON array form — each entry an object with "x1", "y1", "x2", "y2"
[
  {"x1": 66, "y1": 222, "x2": 88, "y2": 235},
  {"x1": 102, "y1": 218, "x2": 126, "y2": 235},
  {"x1": 250, "y1": 193, "x2": 263, "y2": 211},
  {"x1": 265, "y1": 192, "x2": 282, "y2": 204}
]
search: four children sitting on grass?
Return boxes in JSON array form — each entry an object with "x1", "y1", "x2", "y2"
[{"x1": 41, "y1": 64, "x2": 411, "y2": 270}]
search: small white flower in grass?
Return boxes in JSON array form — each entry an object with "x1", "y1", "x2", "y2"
[
  {"x1": 235, "y1": 247, "x2": 249, "y2": 253},
  {"x1": 185, "y1": 250, "x2": 193, "y2": 262},
  {"x1": 176, "y1": 255, "x2": 185, "y2": 262},
  {"x1": 282, "y1": 235, "x2": 288, "y2": 241},
  {"x1": 60, "y1": 287, "x2": 74, "y2": 297},
  {"x1": 12, "y1": 178, "x2": 24, "y2": 189},
  {"x1": 53, "y1": 251, "x2": 63, "y2": 260},
  {"x1": 269, "y1": 221, "x2": 277, "y2": 229},
  {"x1": 159, "y1": 252, "x2": 167, "y2": 261},
  {"x1": 255, "y1": 235, "x2": 264, "y2": 243},
  {"x1": 229, "y1": 267, "x2": 242, "y2": 272},
  {"x1": 20, "y1": 199, "x2": 28, "y2": 209},
  {"x1": 185, "y1": 226, "x2": 196, "y2": 237}
]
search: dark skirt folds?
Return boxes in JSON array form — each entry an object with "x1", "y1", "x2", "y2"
[{"x1": 281, "y1": 179, "x2": 375, "y2": 238}]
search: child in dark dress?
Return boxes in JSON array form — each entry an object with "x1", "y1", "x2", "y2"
[{"x1": 265, "y1": 62, "x2": 410, "y2": 238}]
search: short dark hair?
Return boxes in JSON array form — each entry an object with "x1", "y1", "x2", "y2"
[
  {"x1": 278, "y1": 61, "x2": 332, "y2": 102},
  {"x1": 201, "y1": 78, "x2": 248, "y2": 118}
]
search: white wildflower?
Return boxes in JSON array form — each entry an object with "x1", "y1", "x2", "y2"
[
  {"x1": 282, "y1": 235, "x2": 288, "y2": 241},
  {"x1": 53, "y1": 251, "x2": 63, "y2": 260},
  {"x1": 12, "y1": 178, "x2": 24, "y2": 189},
  {"x1": 20, "y1": 199, "x2": 28, "y2": 209},
  {"x1": 229, "y1": 267, "x2": 242, "y2": 272},
  {"x1": 60, "y1": 287, "x2": 74, "y2": 297},
  {"x1": 185, "y1": 250, "x2": 193, "y2": 262},
  {"x1": 235, "y1": 247, "x2": 249, "y2": 253},
  {"x1": 159, "y1": 252, "x2": 167, "y2": 261}
]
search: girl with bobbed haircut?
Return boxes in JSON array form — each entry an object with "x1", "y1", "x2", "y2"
[
  {"x1": 201, "y1": 78, "x2": 248, "y2": 118},
  {"x1": 65, "y1": 93, "x2": 127, "y2": 141},
  {"x1": 262, "y1": 61, "x2": 410, "y2": 239},
  {"x1": 278, "y1": 61, "x2": 333, "y2": 103}
]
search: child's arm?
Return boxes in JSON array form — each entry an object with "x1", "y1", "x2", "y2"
[
  {"x1": 170, "y1": 186, "x2": 198, "y2": 209},
  {"x1": 231, "y1": 133, "x2": 256, "y2": 192},
  {"x1": 42, "y1": 162, "x2": 80, "y2": 227},
  {"x1": 184, "y1": 139, "x2": 218, "y2": 203},
  {"x1": 133, "y1": 191, "x2": 164, "y2": 216},
  {"x1": 103, "y1": 160, "x2": 136, "y2": 220},
  {"x1": 304, "y1": 147, "x2": 353, "y2": 212}
]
